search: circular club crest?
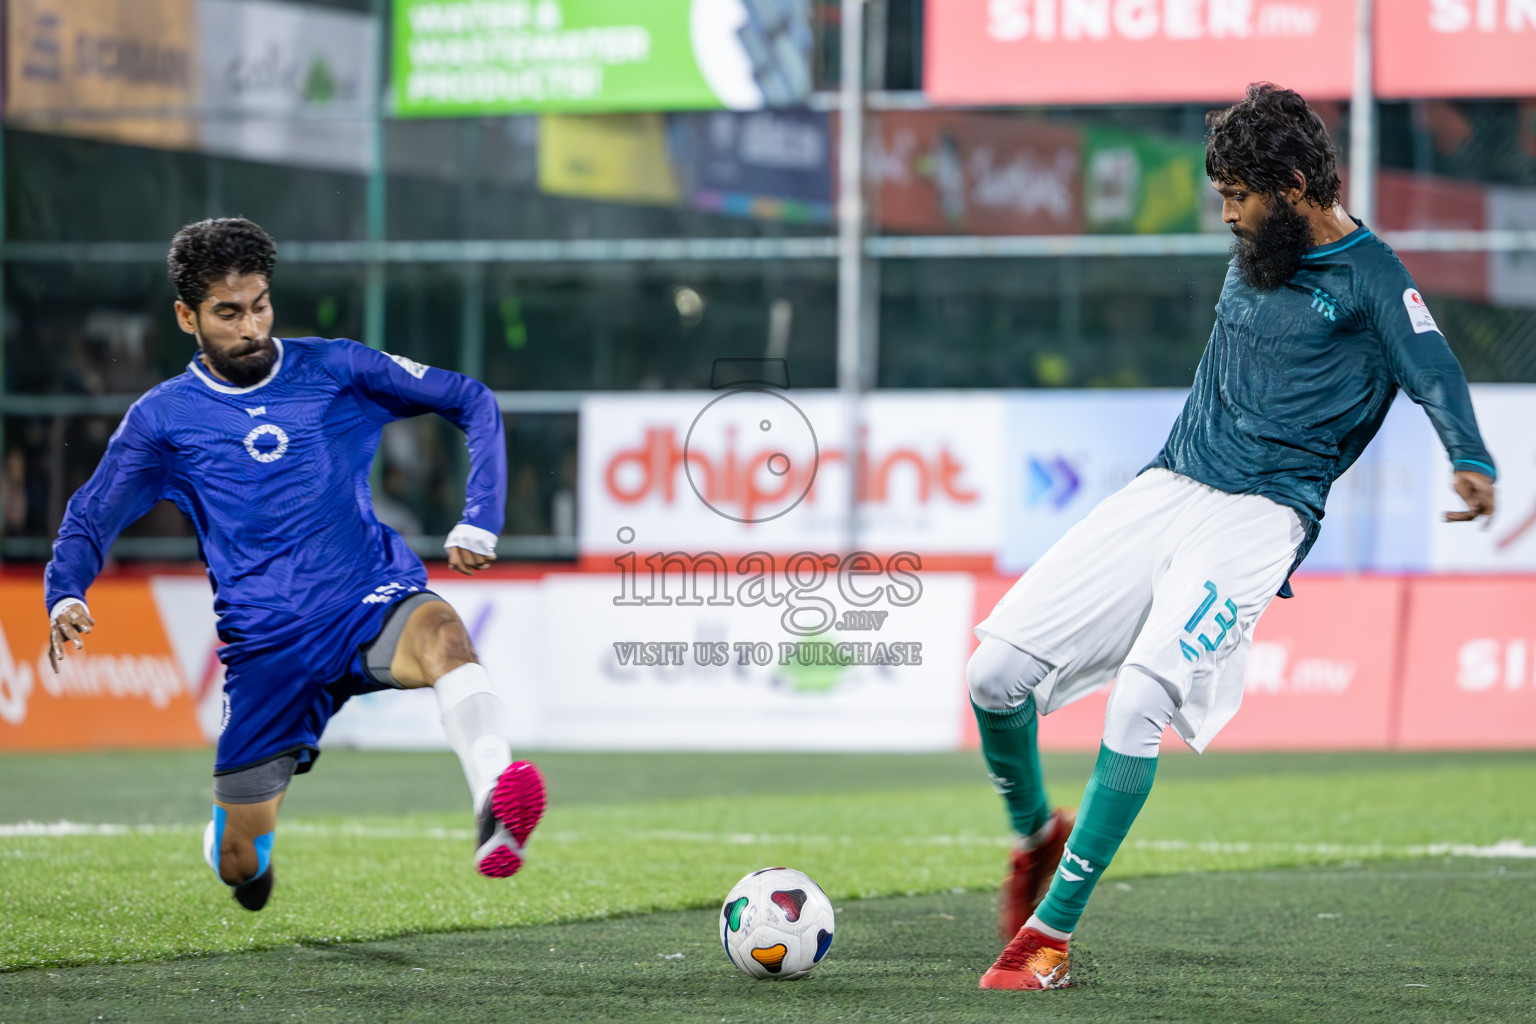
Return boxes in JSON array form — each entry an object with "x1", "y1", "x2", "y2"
[{"x1": 243, "y1": 423, "x2": 290, "y2": 463}]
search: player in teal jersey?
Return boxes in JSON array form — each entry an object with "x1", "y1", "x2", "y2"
[{"x1": 969, "y1": 84, "x2": 1496, "y2": 990}]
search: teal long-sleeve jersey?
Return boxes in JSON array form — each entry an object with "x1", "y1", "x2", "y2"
[{"x1": 1147, "y1": 223, "x2": 1495, "y2": 594}]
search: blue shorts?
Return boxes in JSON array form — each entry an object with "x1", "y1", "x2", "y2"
[{"x1": 213, "y1": 589, "x2": 435, "y2": 775}]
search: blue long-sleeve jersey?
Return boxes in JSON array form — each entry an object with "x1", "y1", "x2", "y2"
[{"x1": 44, "y1": 338, "x2": 506, "y2": 649}]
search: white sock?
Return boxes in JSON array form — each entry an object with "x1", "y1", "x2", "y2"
[
  {"x1": 433, "y1": 663, "x2": 512, "y2": 811},
  {"x1": 1025, "y1": 914, "x2": 1072, "y2": 942}
]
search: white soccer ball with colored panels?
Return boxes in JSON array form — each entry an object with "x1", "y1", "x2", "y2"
[{"x1": 719, "y1": 866, "x2": 835, "y2": 980}]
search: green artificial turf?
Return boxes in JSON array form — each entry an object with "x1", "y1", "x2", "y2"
[
  {"x1": 2, "y1": 750, "x2": 1533, "y2": 977},
  {"x1": 3, "y1": 861, "x2": 1532, "y2": 1024}
]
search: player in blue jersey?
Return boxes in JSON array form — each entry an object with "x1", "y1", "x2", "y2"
[
  {"x1": 44, "y1": 218, "x2": 546, "y2": 911},
  {"x1": 968, "y1": 85, "x2": 1498, "y2": 990}
]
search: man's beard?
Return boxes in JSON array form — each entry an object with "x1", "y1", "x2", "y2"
[
  {"x1": 1231, "y1": 198, "x2": 1315, "y2": 290},
  {"x1": 200, "y1": 335, "x2": 277, "y2": 387}
]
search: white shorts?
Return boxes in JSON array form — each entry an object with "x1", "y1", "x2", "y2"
[{"x1": 976, "y1": 468, "x2": 1304, "y2": 752}]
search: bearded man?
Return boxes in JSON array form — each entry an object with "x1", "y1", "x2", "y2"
[
  {"x1": 967, "y1": 83, "x2": 1497, "y2": 990},
  {"x1": 46, "y1": 218, "x2": 546, "y2": 912}
]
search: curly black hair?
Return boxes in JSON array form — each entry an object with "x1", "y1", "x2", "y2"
[
  {"x1": 1206, "y1": 83, "x2": 1341, "y2": 209},
  {"x1": 166, "y1": 218, "x2": 276, "y2": 308}
]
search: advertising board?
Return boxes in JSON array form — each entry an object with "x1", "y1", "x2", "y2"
[
  {"x1": 538, "y1": 113, "x2": 680, "y2": 204},
  {"x1": 930, "y1": 2, "x2": 1536, "y2": 106},
  {"x1": 327, "y1": 573, "x2": 976, "y2": 753},
  {"x1": 1377, "y1": 0, "x2": 1536, "y2": 99},
  {"x1": 6, "y1": 0, "x2": 197, "y2": 150},
  {"x1": 925, "y1": 0, "x2": 1354, "y2": 105},
  {"x1": 9, "y1": 567, "x2": 1536, "y2": 753},
  {"x1": 578, "y1": 391, "x2": 1007, "y2": 563},
  {"x1": 198, "y1": 0, "x2": 377, "y2": 174},
  {"x1": 395, "y1": 0, "x2": 811, "y2": 116},
  {"x1": 996, "y1": 389, "x2": 1187, "y2": 573},
  {"x1": 532, "y1": 572, "x2": 973, "y2": 751},
  {"x1": 1082, "y1": 126, "x2": 1221, "y2": 235},
  {"x1": 1397, "y1": 577, "x2": 1536, "y2": 749},
  {"x1": 874, "y1": 113, "x2": 1083, "y2": 236},
  {"x1": 0, "y1": 580, "x2": 204, "y2": 751},
  {"x1": 669, "y1": 110, "x2": 832, "y2": 223}
]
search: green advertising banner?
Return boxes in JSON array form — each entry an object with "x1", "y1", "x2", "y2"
[
  {"x1": 1082, "y1": 126, "x2": 1220, "y2": 235},
  {"x1": 395, "y1": 0, "x2": 811, "y2": 117}
]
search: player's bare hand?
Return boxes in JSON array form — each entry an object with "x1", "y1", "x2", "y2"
[
  {"x1": 1444, "y1": 469, "x2": 1495, "y2": 523},
  {"x1": 48, "y1": 601, "x2": 95, "y2": 674},
  {"x1": 448, "y1": 546, "x2": 495, "y2": 576}
]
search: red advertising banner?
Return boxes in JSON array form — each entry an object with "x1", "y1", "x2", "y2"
[
  {"x1": 1377, "y1": 1, "x2": 1536, "y2": 99},
  {"x1": 1207, "y1": 577, "x2": 1403, "y2": 750},
  {"x1": 925, "y1": 0, "x2": 1356, "y2": 106},
  {"x1": 875, "y1": 112, "x2": 1083, "y2": 235},
  {"x1": 967, "y1": 575, "x2": 1405, "y2": 752},
  {"x1": 1396, "y1": 577, "x2": 1536, "y2": 749}
]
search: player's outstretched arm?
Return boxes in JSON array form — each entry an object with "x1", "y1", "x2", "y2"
[
  {"x1": 336, "y1": 343, "x2": 507, "y2": 573},
  {"x1": 1373, "y1": 276, "x2": 1497, "y2": 522},
  {"x1": 43, "y1": 401, "x2": 169, "y2": 670}
]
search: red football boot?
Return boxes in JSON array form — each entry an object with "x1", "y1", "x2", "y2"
[
  {"x1": 998, "y1": 807, "x2": 1075, "y2": 940},
  {"x1": 473, "y1": 760, "x2": 547, "y2": 878},
  {"x1": 979, "y1": 925, "x2": 1072, "y2": 991}
]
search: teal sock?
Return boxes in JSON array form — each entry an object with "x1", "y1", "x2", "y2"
[
  {"x1": 972, "y1": 697, "x2": 1051, "y2": 837},
  {"x1": 1035, "y1": 743, "x2": 1158, "y2": 934}
]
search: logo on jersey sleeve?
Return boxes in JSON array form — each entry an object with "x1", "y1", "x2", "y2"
[
  {"x1": 385, "y1": 353, "x2": 430, "y2": 379},
  {"x1": 1403, "y1": 289, "x2": 1440, "y2": 335},
  {"x1": 243, "y1": 423, "x2": 290, "y2": 463}
]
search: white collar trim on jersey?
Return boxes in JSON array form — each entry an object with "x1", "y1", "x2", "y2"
[{"x1": 187, "y1": 337, "x2": 285, "y2": 394}]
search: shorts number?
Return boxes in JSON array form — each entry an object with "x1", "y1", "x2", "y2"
[{"x1": 1180, "y1": 580, "x2": 1237, "y2": 663}]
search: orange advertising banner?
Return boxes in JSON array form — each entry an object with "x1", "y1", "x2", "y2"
[
  {"x1": 1396, "y1": 577, "x2": 1536, "y2": 749},
  {"x1": 925, "y1": 0, "x2": 1356, "y2": 106},
  {"x1": 0, "y1": 580, "x2": 206, "y2": 751},
  {"x1": 1377, "y1": 1, "x2": 1536, "y2": 99}
]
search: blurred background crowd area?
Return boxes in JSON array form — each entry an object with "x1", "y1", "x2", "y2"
[{"x1": 2, "y1": 0, "x2": 1534, "y2": 561}]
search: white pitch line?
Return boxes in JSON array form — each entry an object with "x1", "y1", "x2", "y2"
[
  {"x1": 2, "y1": 821, "x2": 1535, "y2": 859},
  {"x1": 1, "y1": 822, "x2": 148, "y2": 836},
  {"x1": 1126, "y1": 838, "x2": 1536, "y2": 859}
]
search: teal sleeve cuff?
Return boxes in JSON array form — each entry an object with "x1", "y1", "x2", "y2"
[{"x1": 1454, "y1": 459, "x2": 1497, "y2": 481}]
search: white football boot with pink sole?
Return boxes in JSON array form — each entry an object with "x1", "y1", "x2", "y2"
[{"x1": 473, "y1": 760, "x2": 547, "y2": 878}]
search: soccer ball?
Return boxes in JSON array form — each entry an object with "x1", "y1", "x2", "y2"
[{"x1": 719, "y1": 866, "x2": 835, "y2": 980}]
